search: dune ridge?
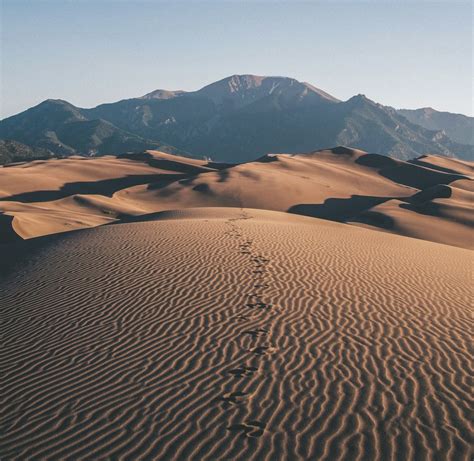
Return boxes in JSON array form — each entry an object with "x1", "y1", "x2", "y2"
[
  {"x1": 0, "y1": 147, "x2": 472, "y2": 248},
  {"x1": 1, "y1": 208, "x2": 472, "y2": 460}
]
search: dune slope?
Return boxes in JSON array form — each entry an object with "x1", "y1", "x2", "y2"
[
  {"x1": 1, "y1": 208, "x2": 472, "y2": 460},
  {"x1": 0, "y1": 147, "x2": 472, "y2": 248}
]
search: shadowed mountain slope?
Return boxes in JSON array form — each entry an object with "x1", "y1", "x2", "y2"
[
  {"x1": 0, "y1": 99, "x2": 184, "y2": 161},
  {"x1": 398, "y1": 107, "x2": 474, "y2": 145},
  {"x1": 0, "y1": 140, "x2": 54, "y2": 165}
]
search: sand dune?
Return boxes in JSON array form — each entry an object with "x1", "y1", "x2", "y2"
[
  {"x1": 1, "y1": 208, "x2": 472, "y2": 460},
  {"x1": 350, "y1": 177, "x2": 474, "y2": 248},
  {"x1": 0, "y1": 147, "x2": 472, "y2": 248},
  {"x1": 0, "y1": 152, "x2": 221, "y2": 239},
  {"x1": 0, "y1": 154, "x2": 174, "y2": 199},
  {"x1": 409, "y1": 154, "x2": 474, "y2": 176}
]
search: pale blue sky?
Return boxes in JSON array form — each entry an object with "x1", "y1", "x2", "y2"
[{"x1": 1, "y1": 0, "x2": 472, "y2": 118}]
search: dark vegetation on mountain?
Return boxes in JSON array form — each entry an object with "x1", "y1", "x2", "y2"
[{"x1": 0, "y1": 140, "x2": 55, "y2": 165}]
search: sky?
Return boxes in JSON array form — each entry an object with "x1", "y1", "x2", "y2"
[{"x1": 1, "y1": 0, "x2": 472, "y2": 118}]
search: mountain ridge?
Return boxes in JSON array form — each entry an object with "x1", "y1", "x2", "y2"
[
  {"x1": 0, "y1": 99, "x2": 188, "y2": 162},
  {"x1": 398, "y1": 107, "x2": 474, "y2": 145},
  {"x1": 1, "y1": 74, "x2": 472, "y2": 164}
]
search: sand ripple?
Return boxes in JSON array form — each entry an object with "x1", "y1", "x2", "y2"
[{"x1": 1, "y1": 208, "x2": 472, "y2": 460}]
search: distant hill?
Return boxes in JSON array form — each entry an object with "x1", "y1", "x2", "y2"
[
  {"x1": 398, "y1": 107, "x2": 474, "y2": 146},
  {"x1": 0, "y1": 99, "x2": 184, "y2": 162},
  {"x1": 1, "y1": 75, "x2": 472, "y2": 162}
]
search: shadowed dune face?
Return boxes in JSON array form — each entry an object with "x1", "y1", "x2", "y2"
[
  {"x1": 0, "y1": 153, "x2": 216, "y2": 201},
  {"x1": 409, "y1": 155, "x2": 474, "y2": 176},
  {"x1": 1, "y1": 174, "x2": 174, "y2": 203},
  {"x1": 0, "y1": 213, "x2": 22, "y2": 243},
  {"x1": 288, "y1": 195, "x2": 389, "y2": 221},
  {"x1": 349, "y1": 176, "x2": 474, "y2": 248},
  {"x1": 1, "y1": 209, "x2": 472, "y2": 460},
  {"x1": 0, "y1": 148, "x2": 472, "y2": 248}
]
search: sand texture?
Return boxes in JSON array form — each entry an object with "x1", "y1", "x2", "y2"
[
  {"x1": 1, "y1": 208, "x2": 472, "y2": 460},
  {"x1": 1, "y1": 147, "x2": 472, "y2": 248}
]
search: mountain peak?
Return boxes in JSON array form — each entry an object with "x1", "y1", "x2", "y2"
[
  {"x1": 39, "y1": 99, "x2": 79, "y2": 109},
  {"x1": 345, "y1": 94, "x2": 380, "y2": 109},
  {"x1": 140, "y1": 89, "x2": 186, "y2": 100},
  {"x1": 26, "y1": 99, "x2": 87, "y2": 123},
  {"x1": 349, "y1": 94, "x2": 370, "y2": 102},
  {"x1": 138, "y1": 74, "x2": 339, "y2": 108},
  {"x1": 220, "y1": 74, "x2": 268, "y2": 89},
  {"x1": 195, "y1": 74, "x2": 339, "y2": 108}
]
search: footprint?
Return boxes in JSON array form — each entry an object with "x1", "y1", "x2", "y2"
[
  {"x1": 227, "y1": 420, "x2": 267, "y2": 438},
  {"x1": 251, "y1": 346, "x2": 268, "y2": 355},
  {"x1": 251, "y1": 346, "x2": 276, "y2": 355},
  {"x1": 221, "y1": 391, "x2": 248, "y2": 404},
  {"x1": 227, "y1": 366, "x2": 258, "y2": 378},
  {"x1": 246, "y1": 302, "x2": 272, "y2": 310},
  {"x1": 259, "y1": 302, "x2": 273, "y2": 310},
  {"x1": 252, "y1": 257, "x2": 269, "y2": 264},
  {"x1": 247, "y1": 293, "x2": 262, "y2": 300},
  {"x1": 242, "y1": 328, "x2": 268, "y2": 338},
  {"x1": 236, "y1": 314, "x2": 250, "y2": 321}
]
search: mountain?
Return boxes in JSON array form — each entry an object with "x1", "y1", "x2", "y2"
[
  {"x1": 82, "y1": 74, "x2": 341, "y2": 158},
  {"x1": 141, "y1": 89, "x2": 186, "y2": 100},
  {"x1": 0, "y1": 140, "x2": 54, "y2": 165},
  {"x1": 397, "y1": 107, "x2": 474, "y2": 146},
  {"x1": 82, "y1": 75, "x2": 474, "y2": 162},
  {"x1": 0, "y1": 99, "x2": 183, "y2": 163},
  {"x1": 141, "y1": 75, "x2": 339, "y2": 107},
  {"x1": 189, "y1": 74, "x2": 340, "y2": 108},
  {"x1": 329, "y1": 95, "x2": 471, "y2": 160},
  {"x1": 1, "y1": 75, "x2": 472, "y2": 163},
  {"x1": 0, "y1": 99, "x2": 86, "y2": 156}
]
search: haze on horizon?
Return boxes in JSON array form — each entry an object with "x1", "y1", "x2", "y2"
[{"x1": 1, "y1": 0, "x2": 473, "y2": 119}]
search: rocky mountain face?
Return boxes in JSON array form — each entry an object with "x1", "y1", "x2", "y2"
[
  {"x1": 398, "y1": 107, "x2": 474, "y2": 146},
  {"x1": 1, "y1": 75, "x2": 472, "y2": 164}
]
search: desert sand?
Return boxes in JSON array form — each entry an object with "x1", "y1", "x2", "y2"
[
  {"x1": 1, "y1": 208, "x2": 472, "y2": 460},
  {"x1": 1, "y1": 147, "x2": 473, "y2": 460},
  {"x1": 0, "y1": 147, "x2": 472, "y2": 249}
]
